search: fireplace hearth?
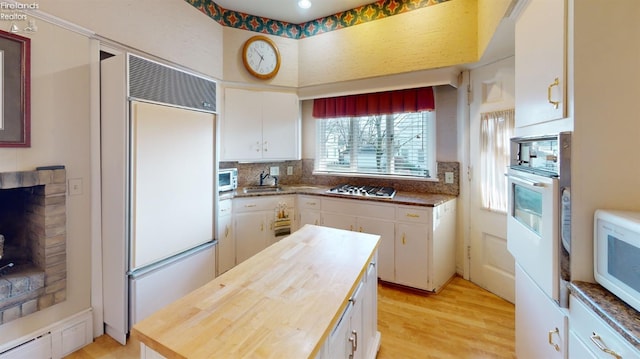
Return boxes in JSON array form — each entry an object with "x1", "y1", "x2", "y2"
[{"x1": 0, "y1": 167, "x2": 67, "y2": 325}]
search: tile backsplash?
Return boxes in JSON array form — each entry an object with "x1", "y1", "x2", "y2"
[{"x1": 220, "y1": 160, "x2": 459, "y2": 196}]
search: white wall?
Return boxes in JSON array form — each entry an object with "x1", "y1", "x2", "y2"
[
  {"x1": 37, "y1": 0, "x2": 223, "y2": 79},
  {"x1": 0, "y1": 17, "x2": 93, "y2": 345},
  {"x1": 570, "y1": 0, "x2": 640, "y2": 281}
]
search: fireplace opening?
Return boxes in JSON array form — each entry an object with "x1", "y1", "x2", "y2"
[
  {"x1": 0, "y1": 168, "x2": 67, "y2": 325},
  {"x1": 0, "y1": 186, "x2": 41, "y2": 275}
]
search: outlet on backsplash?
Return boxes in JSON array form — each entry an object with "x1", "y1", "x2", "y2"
[{"x1": 270, "y1": 166, "x2": 280, "y2": 176}]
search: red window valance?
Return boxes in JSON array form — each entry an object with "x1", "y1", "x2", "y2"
[{"x1": 312, "y1": 87, "x2": 435, "y2": 118}]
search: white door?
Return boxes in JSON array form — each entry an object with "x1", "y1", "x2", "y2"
[{"x1": 468, "y1": 56, "x2": 516, "y2": 302}]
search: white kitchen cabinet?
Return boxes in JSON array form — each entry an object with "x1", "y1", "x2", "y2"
[
  {"x1": 395, "y1": 200, "x2": 457, "y2": 292},
  {"x1": 569, "y1": 295, "x2": 640, "y2": 359},
  {"x1": 321, "y1": 198, "x2": 396, "y2": 283},
  {"x1": 515, "y1": 264, "x2": 568, "y2": 359},
  {"x1": 222, "y1": 88, "x2": 300, "y2": 162},
  {"x1": 514, "y1": 0, "x2": 567, "y2": 129},
  {"x1": 233, "y1": 195, "x2": 295, "y2": 264},
  {"x1": 318, "y1": 197, "x2": 455, "y2": 292},
  {"x1": 298, "y1": 195, "x2": 322, "y2": 227},
  {"x1": 217, "y1": 198, "x2": 234, "y2": 275}
]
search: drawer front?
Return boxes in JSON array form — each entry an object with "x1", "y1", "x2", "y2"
[
  {"x1": 234, "y1": 195, "x2": 295, "y2": 212},
  {"x1": 298, "y1": 195, "x2": 321, "y2": 210},
  {"x1": 396, "y1": 206, "x2": 431, "y2": 223},
  {"x1": 219, "y1": 198, "x2": 232, "y2": 215},
  {"x1": 570, "y1": 295, "x2": 639, "y2": 359}
]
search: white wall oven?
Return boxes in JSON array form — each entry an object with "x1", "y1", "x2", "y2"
[{"x1": 507, "y1": 132, "x2": 571, "y2": 307}]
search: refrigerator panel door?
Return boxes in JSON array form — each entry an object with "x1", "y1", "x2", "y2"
[
  {"x1": 131, "y1": 101, "x2": 214, "y2": 271},
  {"x1": 129, "y1": 242, "x2": 215, "y2": 327}
]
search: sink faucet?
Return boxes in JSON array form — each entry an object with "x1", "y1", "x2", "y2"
[{"x1": 259, "y1": 170, "x2": 270, "y2": 186}]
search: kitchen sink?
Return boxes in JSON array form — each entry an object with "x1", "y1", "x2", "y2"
[{"x1": 242, "y1": 186, "x2": 283, "y2": 193}]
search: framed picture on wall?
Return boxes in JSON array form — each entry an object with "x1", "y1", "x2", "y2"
[{"x1": 0, "y1": 29, "x2": 30, "y2": 147}]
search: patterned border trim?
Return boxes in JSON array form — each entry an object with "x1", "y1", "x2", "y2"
[{"x1": 186, "y1": 0, "x2": 449, "y2": 39}]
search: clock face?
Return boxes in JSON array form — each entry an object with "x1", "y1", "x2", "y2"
[{"x1": 242, "y1": 36, "x2": 281, "y2": 79}]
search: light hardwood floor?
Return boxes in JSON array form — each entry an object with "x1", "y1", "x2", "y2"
[{"x1": 64, "y1": 276, "x2": 515, "y2": 358}]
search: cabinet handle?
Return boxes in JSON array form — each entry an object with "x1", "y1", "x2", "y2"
[
  {"x1": 263, "y1": 141, "x2": 268, "y2": 152},
  {"x1": 402, "y1": 233, "x2": 406, "y2": 245},
  {"x1": 261, "y1": 222, "x2": 264, "y2": 231},
  {"x1": 314, "y1": 219, "x2": 318, "y2": 225},
  {"x1": 548, "y1": 327, "x2": 560, "y2": 352},
  {"x1": 350, "y1": 224, "x2": 353, "y2": 231},
  {"x1": 349, "y1": 330, "x2": 358, "y2": 354},
  {"x1": 406, "y1": 213, "x2": 420, "y2": 218},
  {"x1": 245, "y1": 204, "x2": 257, "y2": 208},
  {"x1": 359, "y1": 226, "x2": 363, "y2": 232},
  {"x1": 547, "y1": 77, "x2": 560, "y2": 109},
  {"x1": 306, "y1": 202, "x2": 316, "y2": 205},
  {"x1": 590, "y1": 332, "x2": 622, "y2": 359},
  {"x1": 224, "y1": 225, "x2": 229, "y2": 238}
]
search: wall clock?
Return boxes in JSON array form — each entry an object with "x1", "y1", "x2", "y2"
[{"x1": 242, "y1": 35, "x2": 281, "y2": 80}]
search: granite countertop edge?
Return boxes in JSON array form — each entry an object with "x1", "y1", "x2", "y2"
[
  {"x1": 569, "y1": 281, "x2": 640, "y2": 350},
  {"x1": 222, "y1": 184, "x2": 456, "y2": 207}
]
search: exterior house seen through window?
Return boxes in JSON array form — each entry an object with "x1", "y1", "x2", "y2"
[{"x1": 315, "y1": 111, "x2": 436, "y2": 178}]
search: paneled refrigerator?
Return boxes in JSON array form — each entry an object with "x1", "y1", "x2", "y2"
[{"x1": 100, "y1": 53, "x2": 217, "y2": 344}]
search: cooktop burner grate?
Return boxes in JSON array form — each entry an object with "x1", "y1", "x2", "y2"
[{"x1": 326, "y1": 184, "x2": 396, "y2": 198}]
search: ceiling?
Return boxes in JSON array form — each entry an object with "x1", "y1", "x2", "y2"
[{"x1": 212, "y1": 0, "x2": 377, "y2": 24}]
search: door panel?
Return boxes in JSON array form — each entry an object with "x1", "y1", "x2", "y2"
[{"x1": 469, "y1": 57, "x2": 515, "y2": 302}]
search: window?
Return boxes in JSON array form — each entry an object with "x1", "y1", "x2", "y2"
[
  {"x1": 480, "y1": 109, "x2": 514, "y2": 212},
  {"x1": 315, "y1": 111, "x2": 436, "y2": 178}
]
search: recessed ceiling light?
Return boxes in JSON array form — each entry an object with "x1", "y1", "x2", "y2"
[{"x1": 298, "y1": 0, "x2": 312, "y2": 9}]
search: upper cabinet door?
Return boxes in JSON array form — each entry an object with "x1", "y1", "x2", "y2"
[
  {"x1": 261, "y1": 91, "x2": 300, "y2": 160},
  {"x1": 222, "y1": 88, "x2": 300, "y2": 162},
  {"x1": 515, "y1": 0, "x2": 567, "y2": 129},
  {"x1": 222, "y1": 88, "x2": 263, "y2": 161}
]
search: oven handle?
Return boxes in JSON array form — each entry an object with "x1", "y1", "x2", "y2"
[{"x1": 505, "y1": 173, "x2": 546, "y2": 187}]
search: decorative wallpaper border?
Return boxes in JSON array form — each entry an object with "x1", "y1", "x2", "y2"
[{"x1": 186, "y1": 0, "x2": 449, "y2": 39}]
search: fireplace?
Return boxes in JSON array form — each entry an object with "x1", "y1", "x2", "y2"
[{"x1": 0, "y1": 167, "x2": 67, "y2": 325}]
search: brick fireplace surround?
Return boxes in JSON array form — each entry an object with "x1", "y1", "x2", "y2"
[{"x1": 0, "y1": 168, "x2": 67, "y2": 325}]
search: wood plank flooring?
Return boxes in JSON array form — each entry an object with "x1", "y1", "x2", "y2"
[{"x1": 64, "y1": 276, "x2": 514, "y2": 358}]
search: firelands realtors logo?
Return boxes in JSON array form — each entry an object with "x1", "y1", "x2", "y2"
[{"x1": 0, "y1": 2, "x2": 39, "y2": 21}]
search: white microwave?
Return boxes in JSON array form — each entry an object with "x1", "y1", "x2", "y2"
[
  {"x1": 218, "y1": 168, "x2": 237, "y2": 192},
  {"x1": 594, "y1": 209, "x2": 640, "y2": 312}
]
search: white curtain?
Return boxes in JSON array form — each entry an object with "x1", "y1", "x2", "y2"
[{"x1": 480, "y1": 109, "x2": 514, "y2": 212}]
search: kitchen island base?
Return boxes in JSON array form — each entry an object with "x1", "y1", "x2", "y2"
[{"x1": 132, "y1": 225, "x2": 381, "y2": 359}]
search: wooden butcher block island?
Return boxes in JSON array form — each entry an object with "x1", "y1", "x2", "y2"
[{"x1": 131, "y1": 224, "x2": 381, "y2": 359}]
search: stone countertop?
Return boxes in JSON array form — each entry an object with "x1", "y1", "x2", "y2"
[
  {"x1": 222, "y1": 184, "x2": 456, "y2": 207},
  {"x1": 569, "y1": 281, "x2": 640, "y2": 350},
  {"x1": 131, "y1": 225, "x2": 380, "y2": 359}
]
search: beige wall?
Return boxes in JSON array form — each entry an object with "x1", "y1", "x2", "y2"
[
  {"x1": 298, "y1": 0, "x2": 477, "y2": 87},
  {"x1": 477, "y1": 0, "x2": 513, "y2": 58},
  {"x1": 0, "y1": 17, "x2": 93, "y2": 344}
]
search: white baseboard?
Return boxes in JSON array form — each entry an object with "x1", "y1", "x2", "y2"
[{"x1": 0, "y1": 309, "x2": 93, "y2": 359}]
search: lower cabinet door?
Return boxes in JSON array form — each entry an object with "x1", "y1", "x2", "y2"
[
  {"x1": 234, "y1": 212, "x2": 267, "y2": 264},
  {"x1": 327, "y1": 302, "x2": 354, "y2": 358},
  {"x1": 515, "y1": 264, "x2": 568, "y2": 359},
  {"x1": 395, "y1": 223, "x2": 429, "y2": 290}
]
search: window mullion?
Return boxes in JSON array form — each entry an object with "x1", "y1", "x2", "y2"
[{"x1": 349, "y1": 117, "x2": 357, "y2": 172}]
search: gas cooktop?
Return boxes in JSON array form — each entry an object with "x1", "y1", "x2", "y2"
[{"x1": 326, "y1": 184, "x2": 396, "y2": 199}]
